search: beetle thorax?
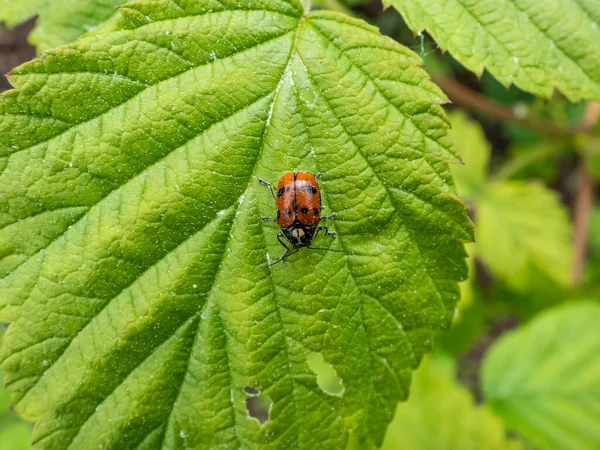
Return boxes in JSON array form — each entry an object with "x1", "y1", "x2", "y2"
[{"x1": 291, "y1": 228, "x2": 305, "y2": 239}]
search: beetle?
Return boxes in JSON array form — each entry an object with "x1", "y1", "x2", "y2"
[{"x1": 258, "y1": 171, "x2": 347, "y2": 265}]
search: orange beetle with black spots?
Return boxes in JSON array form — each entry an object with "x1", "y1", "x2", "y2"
[{"x1": 259, "y1": 171, "x2": 347, "y2": 265}]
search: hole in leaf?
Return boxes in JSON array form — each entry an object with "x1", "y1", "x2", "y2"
[
  {"x1": 307, "y1": 352, "x2": 344, "y2": 397},
  {"x1": 244, "y1": 386, "x2": 259, "y2": 396},
  {"x1": 244, "y1": 386, "x2": 271, "y2": 425}
]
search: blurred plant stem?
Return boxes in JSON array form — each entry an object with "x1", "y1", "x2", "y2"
[
  {"x1": 433, "y1": 71, "x2": 600, "y2": 285},
  {"x1": 572, "y1": 102, "x2": 600, "y2": 284},
  {"x1": 573, "y1": 159, "x2": 594, "y2": 284},
  {"x1": 432, "y1": 75, "x2": 590, "y2": 137}
]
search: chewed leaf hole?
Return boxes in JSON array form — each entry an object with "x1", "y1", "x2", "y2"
[
  {"x1": 244, "y1": 386, "x2": 271, "y2": 426},
  {"x1": 307, "y1": 352, "x2": 345, "y2": 397},
  {"x1": 244, "y1": 386, "x2": 260, "y2": 395}
]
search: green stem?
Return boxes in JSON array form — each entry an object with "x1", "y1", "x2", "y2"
[{"x1": 300, "y1": 0, "x2": 312, "y2": 14}]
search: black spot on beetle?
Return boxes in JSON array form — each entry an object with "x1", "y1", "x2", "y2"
[
  {"x1": 277, "y1": 187, "x2": 285, "y2": 197},
  {"x1": 277, "y1": 210, "x2": 281, "y2": 219},
  {"x1": 313, "y1": 208, "x2": 319, "y2": 216},
  {"x1": 285, "y1": 209, "x2": 291, "y2": 216},
  {"x1": 309, "y1": 186, "x2": 318, "y2": 195},
  {"x1": 301, "y1": 207, "x2": 309, "y2": 214}
]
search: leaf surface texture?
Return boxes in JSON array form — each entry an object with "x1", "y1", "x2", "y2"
[
  {"x1": 0, "y1": 1, "x2": 472, "y2": 448},
  {"x1": 384, "y1": 0, "x2": 600, "y2": 101}
]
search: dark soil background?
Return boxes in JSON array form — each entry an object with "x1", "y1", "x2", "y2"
[{"x1": 0, "y1": 20, "x2": 35, "y2": 92}]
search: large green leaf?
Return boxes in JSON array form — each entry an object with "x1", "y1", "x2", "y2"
[
  {"x1": 383, "y1": 0, "x2": 600, "y2": 102},
  {"x1": 0, "y1": 0, "x2": 472, "y2": 448},
  {"x1": 382, "y1": 355, "x2": 522, "y2": 450},
  {"x1": 483, "y1": 301, "x2": 600, "y2": 450},
  {"x1": 0, "y1": 0, "x2": 121, "y2": 51},
  {"x1": 477, "y1": 181, "x2": 572, "y2": 291}
]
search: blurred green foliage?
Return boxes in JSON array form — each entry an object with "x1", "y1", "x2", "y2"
[
  {"x1": 382, "y1": 355, "x2": 522, "y2": 450},
  {"x1": 483, "y1": 302, "x2": 600, "y2": 450}
]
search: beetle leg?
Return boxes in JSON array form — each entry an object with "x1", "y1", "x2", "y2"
[
  {"x1": 309, "y1": 228, "x2": 351, "y2": 254},
  {"x1": 258, "y1": 178, "x2": 276, "y2": 199},
  {"x1": 320, "y1": 213, "x2": 336, "y2": 221},
  {"x1": 276, "y1": 231, "x2": 288, "y2": 248},
  {"x1": 260, "y1": 216, "x2": 276, "y2": 222},
  {"x1": 309, "y1": 227, "x2": 350, "y2": 254},
  {"x1": 315, "y1": 172, "x2": 322, "y2": 180},
  {"x1": 317, "y1": 226, "x2": 337, "y2": 237},
  {"x1": 269, "y1": 232, "x2": 297, "y2": 266}
]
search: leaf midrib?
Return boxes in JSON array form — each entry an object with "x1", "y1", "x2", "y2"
[
  {"x1": 1, "y1": 36, "x2": 300, "y2": 291},
  {"x1": 302, "y1": 21, "x2": 450, "y2": 317},
  {"x1": 62, "y1": 18, "x2": 304, "y2": 448},
  {"x1": 11, "y1": 82, "x2": 278, "y2": 397}
]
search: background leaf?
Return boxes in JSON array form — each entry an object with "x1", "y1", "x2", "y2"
[
  {"x1": 0, "y1": 0, "x2": 121, "y2": 51},
  {"x1": 482, "y1": 301, "x2": 600, "y2": 450},
  {"x1": 477, "y1": 181, "x2": 573, "y2": 291},
  {"x1": 0, "y1": 326, "x2": 33, "y2": 450},
  {"x1": 0, "y1": 0, "x2": 472, "y2": 448},
  {"x1": 0, "y1": 420, "x2": 33, "y2": 450},
  {"x1": 382, "y1": 355, "x2": 522, "y2": 450},
  {"x1": 0, "y1": 0, "x2": 45, "y2": 28},
  {"x1": 383, "y1": 0, "x2": 600, "y2": 102},
  {"x1": 584, "y1": 207, "x2": 600, "y2": 285},
  {"x1": 447, "y1": 110, "x2": 490, "y2": 199}
]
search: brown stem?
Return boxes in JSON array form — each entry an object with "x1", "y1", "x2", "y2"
[
  {"x1": 432, "y1": 75, "x2": 587, "y2": 136},
  {"x1": 572, "y1": 102, "x2": 600, "y2": 285},
  {"x1": 572, "y1": 159, "x2": 595, "y2": 284}
]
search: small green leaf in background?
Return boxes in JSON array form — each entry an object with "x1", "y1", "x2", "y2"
[
  {"x1": 0, "y1": 419, "x2": 33, "y2": 450},
  {"x1": 0, "y1": 0, "x2": 473, "y2": 448},
  {"x1": 483, "y1": 301, "x2": 600, "y2": 450},
  {"x1": 477, "y1": 181, "x2": 573, "y2": 291},
  {"x1": 437, "y1": 243, "x2": 486, "y2": 357},
  {"x1": 584, "y1": 207, "x2": 600, "y2": 284},
  {"x1": 0, "y1": 0, "x2": 121, "y2": 51},
  {"x1": 456, "y1": 243, "x2": 476, "y2": 313},
  {"x1": 0, "y1": 0, "x2": 45, "y2": 27},
  {"x1": 383, "y1": 0, "x2": 600, "y2": 102},
  {"x1": 382, "y1": 355, "x2": 522, "y2": 450},
  {"x1": 588, "y1": 134, "x2": 600, "y2": 182},
  {"x1": 496, "y1": 140, "x2": 563, "y2": 183},
  {"x1": 447, "y1": 111, "x2": 490, "y2": 199},
  {"x1": 0, "y1": 326, "x2": 33, "y2": 450}
]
